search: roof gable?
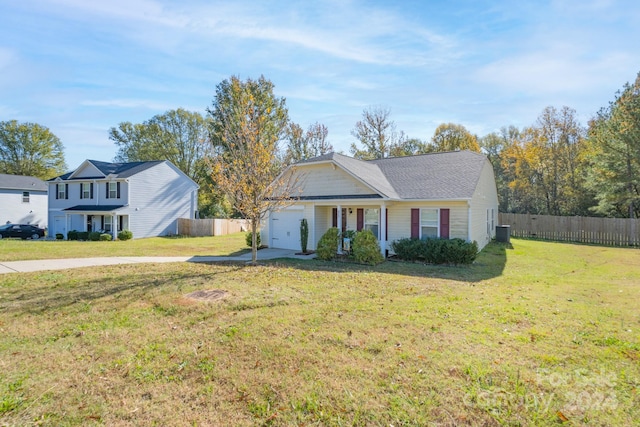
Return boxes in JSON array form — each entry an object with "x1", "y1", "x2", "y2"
[
  {"x1": 53, "y1": 160, "x2": 166, "y2": 181},
  {"x1": 296, "y1": 150, "x2": 489, "y2": 200}
]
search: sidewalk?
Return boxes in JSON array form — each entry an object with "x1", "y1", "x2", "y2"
[{"x1": 0, "y1": 249, "x2": 316, "y2": 274}]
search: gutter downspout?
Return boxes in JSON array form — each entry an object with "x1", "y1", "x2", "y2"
[{"x1": 467, "y1": 201, "x2": 472, "y2": 243}]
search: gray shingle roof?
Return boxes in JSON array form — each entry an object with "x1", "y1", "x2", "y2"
[
  {"x1": 298, "y1": 150, "x2": 488, "y2": 200},
  {"x1": 0, "y1": 173, "x2": 48, "y2": 191},
  {"x1": 51, "y1": 160, "x2": 165, "y2": 181}
]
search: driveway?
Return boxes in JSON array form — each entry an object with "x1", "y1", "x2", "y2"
[{"x1": 0, "y1": 249, "x2": 316, "y2": 274}]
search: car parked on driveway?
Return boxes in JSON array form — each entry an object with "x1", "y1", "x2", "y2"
[{"x1": 0, "y1": 224, "x2": 46, "y2": 240}]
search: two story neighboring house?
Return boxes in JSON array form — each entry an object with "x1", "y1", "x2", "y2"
[
  {"x1": 0, "y1": 173, "x2": 48, "y2": 227},
  {"x1": 48, "y1": 160, "x2": 198, "y2": 239}
]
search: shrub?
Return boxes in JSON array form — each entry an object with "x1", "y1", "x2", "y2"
[
  {"x1": 316, "y1": 227, "x2": 340, "y2": 261},
  {"x1": 392, "y1": 237, "x2": 478, "y2": 265},
  {"x1": 117, "y1": 230, "x2": 133, "y2": 241},
  {"x1": 391, "y1": 238, "x2": 423, "y2": 262},
  {"x1": 245, "y1": 231, "x2": 261, "y2": 248},
  {"x1": 352, "y1": 230, "x2": 384, "y2": 265},
  {"x1": 67, "y1": 230, "x2": 78, "y2": 241},
  {"x1": 77, "y1": 231, "x2": 89, "y2": 241},
  {"x1": 99, "y1": 233, "x2": 112, "y2": 241},
  {"x1": 55, "y1": 233, "x2": 64, "y2": 240},
  {"x1": 300, "y1": 218, "x2": 309, "y2": 253},
  {"x1": 88, "y1": 231, "x2": 101, "y2": 241}
]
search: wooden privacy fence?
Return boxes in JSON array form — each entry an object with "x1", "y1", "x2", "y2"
[
  {"x1": 177, "y1": 218, "x2": 251, "y2": 237},
  {"x1": 499, "y1": 213, "x2": 640, "y2": 246}
]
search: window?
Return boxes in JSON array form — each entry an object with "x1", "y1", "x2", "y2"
[
  {"x1": 57, "y1": 183, "x2": 66, "y2": 199},
  {"x1": 364, "y1": 208, "x2": 379, "y2": 238},
  {"x1": 108, "y1": 182, "x2": 118, "y2": 199},
  {"x1": 104, "y1": 216, "x2": 112, "y2": 233},
  {"x1": 421, "y1": 209, "x2": 439, "y2": 239},
  {"x1": 22, "y1": 191, "x2": 29, "y2": 203},
  {"x1": 81, "y1": 183, "x2": 91, "y2": 199}
]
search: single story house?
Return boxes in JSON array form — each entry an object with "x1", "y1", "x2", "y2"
[
  {"x1": 48, "y1": 159, "x2": 198, "y2": 239},
  {"x1": 0, "y1": 173, "x2": 48, "y2": 228},
  {"x1": 262, "y1": 150, "x2": 499, "y2": 254}
]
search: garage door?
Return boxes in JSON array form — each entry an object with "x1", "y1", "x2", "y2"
[{"x1": 270, "y1": 210, "x2": 303, "y2": 250}]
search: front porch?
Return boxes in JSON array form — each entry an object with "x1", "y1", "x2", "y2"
[{"x1": 61, "y1": 205, "x2": 128, "y2": 239}]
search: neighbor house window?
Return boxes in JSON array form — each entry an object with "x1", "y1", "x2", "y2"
[
  {"x1": 104, "y1": 216, "x2": 112, "y2": 233},
  {"x1": 22, "y1": 191, "x2": 30, "y2": 203},
  {"x1": 108, "y1": 182, "x2": 118, "y2": 199},
  {"x1": 421, "y1": 209, "x2": 439, "y2": 239},
  {"x1": 81, "y1": 183, "x2": 92, "y2": 199},
  {"x1": 57, "y1": 183, "x2": 66, "y2": 199},
  {"x1": 364, "y1": 208, "x2": 379, "y2": 238}
]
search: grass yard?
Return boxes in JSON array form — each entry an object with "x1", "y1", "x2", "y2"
[
  {"x1": 0, "y1": 233, "x2": 248, "y2": 261},
  {"x1": 0, "y1": 239, "x2": 639, "y2": 426}
]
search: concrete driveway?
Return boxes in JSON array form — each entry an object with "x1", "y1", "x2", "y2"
[{"x1": 0, "y1": 248, "x2": 316, "y2": 274}]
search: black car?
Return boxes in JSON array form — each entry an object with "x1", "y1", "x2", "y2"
[{"x1": 0, "y1": 224, "x2": 46, "y2": 240}]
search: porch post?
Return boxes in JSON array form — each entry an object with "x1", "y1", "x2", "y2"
[
  {"x1": 336, "y1": 204, "x2": 342, "y2": 254},
  {"x1": 380, "y1": 203, "x2": 386, "y2": 256},
  {"x1": 112, "y1": 214, "x2": 117, "y2": 240},
  {"x1": 84, "y1": 214, "x2": 88, "y2": 232}
]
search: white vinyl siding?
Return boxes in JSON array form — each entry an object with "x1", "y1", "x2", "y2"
[
  {"x1": 469, "y1": 161, "x2": 500, "y2": 249},
  {"x1": 288, "y1": 163, "x2": 376, "y2": 198},
  {"x1": 386, "y1": 202, "x2": 468, "y2": 247},
  {"x1": 1, "y1": 188, "x2": 47, "y2": 227}
]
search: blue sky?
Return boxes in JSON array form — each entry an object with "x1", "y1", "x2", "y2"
[{"x1": 1, "y1": 0, "x2": 639, "y2": 169}]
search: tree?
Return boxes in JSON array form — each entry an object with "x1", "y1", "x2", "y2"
[
  {"x1": 428, "y1": 123, "x2": 480, "y2": 153},
  {"x1": 500, "y1": 106, "x2": 591, "y2": 215},
  {"x1": 0, "y1": 120, "x2": 67, "y2": 179},
  {"x1": 481, "y1": 126, "x2": 520, "y2": 212},
  {"x1": 587, "y1": 72, "x2": 640, "y2": 218},
  {"x1": 109, "y1": 109, "x2": 228, "y2": 217},
  {"x1": 350, "y1": 106, "x2": 406, "y2": 159},
  {"x1": 283, "y1": 121, "x2": 334, "y2": 164},
  {"x1": 306, "y1": 122, "x2": 332, "y2": 156},
  {"x1": 207, "y1": 75, "x2": 299, "y2": 263}
]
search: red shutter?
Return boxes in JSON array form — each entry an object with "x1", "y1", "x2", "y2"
[
  {"x1": 356, "y1": 209, "x2": 364, "y2": 231},
  {"x1": 332, "y1": 208, "x2": 337, "y2": 228},
  {"x1": 440, "y1": 208, "x2": 450, "y2": 239},
  {"x1": 411, "y1": 208, "x2": 419, "y2": 239}
]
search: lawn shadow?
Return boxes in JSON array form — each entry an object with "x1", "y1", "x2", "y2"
[
  {"x1": 266, "y1": 241, "x2": 510, "y2": 283},
  {"x1": 0, "y1": 265, "x2": 247, "y2": 314}
]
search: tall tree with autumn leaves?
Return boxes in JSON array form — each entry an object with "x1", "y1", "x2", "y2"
[{"x1": 207, "y1": 75, "x2": 299, "y2": 262}]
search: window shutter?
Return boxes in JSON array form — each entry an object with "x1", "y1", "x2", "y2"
[
  {"x1": 90, "y1": 183, "x2": 94, "y2": 199},
  {"x1": 411, "y1": 209, "x2": 419, "y2": 239},
  {"x1": 356, "y1": 209, "x2": 364, "y2": 231},
  {"x1": 100, "y1": 216, "x2": 104, "y2": 230},
  {"x1": 55, "y1": 184, "x2": 59, "y2": 200},
  {"x1": 65, "y1": 184, "x2": 69, "y2": 199},
  {"x1": 80, "y1": 184, "x2": 83, "y2": 199},
  {"x1": 332, "y1": 208, "x2": 337, "y2": 228},
  {"x1": 106, "y1": 183, "x2": 109, "y2": 199},
  {"x1": 117, "y1": 182, "x2": 121, "y2": 198},
  {"x1": 440, "y1": 208, "x2": 450, "y2": 239},
  {"x1": 385, "y1": 209, "x2": 388, "y2": 241}
]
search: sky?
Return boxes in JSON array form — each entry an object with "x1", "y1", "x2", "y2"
[{"x1": 1, "y1": 0, "x2": 639, "y2": 169}]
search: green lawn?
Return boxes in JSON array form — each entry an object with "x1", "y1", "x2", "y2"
[
  {"x1": 0, "y1": 233, "x2": 248, "y2": 261},
  {"x1": 0, "y1": 239, "x2": 638, "y2": 426}
]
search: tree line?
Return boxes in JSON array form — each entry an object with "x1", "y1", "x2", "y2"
[{"x1": 1, "y1": 71, "x2": 639, "y2": 221}]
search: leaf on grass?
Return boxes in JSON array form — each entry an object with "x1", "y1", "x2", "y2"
[{"x1": 556, "y1": 410, "x2": 569, "y2": 422}]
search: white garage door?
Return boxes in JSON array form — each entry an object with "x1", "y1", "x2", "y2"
[{"x1": 270, "y1": 210, "x2": 303, "y2": 250}]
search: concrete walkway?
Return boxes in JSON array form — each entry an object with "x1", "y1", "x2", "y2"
[{"x1": 0, "y1": 249, "x2": 316, "y2": 274}]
